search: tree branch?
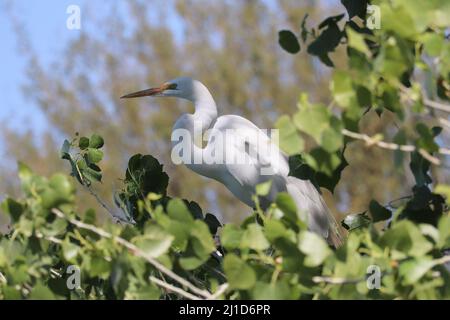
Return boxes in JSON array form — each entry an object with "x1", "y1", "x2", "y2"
[
  {"x1": 399, "y1": 84, "x2": 450, "y2": 113},
  {"x1": 149, "y1": 276, "x2": 202, "y2": 300},
  {"x1": 312, "y1": 275, "x2": 364, "y2": 285},
  {"x1": 424, "y1": 98, "x2": 450, "y2": 113},
  {"x1": 51, "y1": 208, "x2": 213, "y2": 299},
  {"x1": 341, "y1": 129, "x2": 450, "y2": 165},
  {"x1": 208, "y1": 283, "x2": 229, "y2": 300}
]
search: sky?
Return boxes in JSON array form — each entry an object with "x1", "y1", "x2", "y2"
[
  {"x1": 0, "y1": 0, "x2": 340, "y2": 149},
  {"x1": 0, "y1": 0, "x2": 192, "y2": 141},
  {"x1": 0, "y1": 1, "x2": 88, "y2": 134}
]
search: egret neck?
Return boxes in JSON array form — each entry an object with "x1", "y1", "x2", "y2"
[{"x1": 171, "y1": 81, "x2": 219, "y2": 178}]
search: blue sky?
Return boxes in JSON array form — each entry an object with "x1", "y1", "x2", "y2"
[
  {"x1": 0, "y1": 0, "x2": 340, "y2": 142},
  {"x1": 0, "y1": 1, "x2": 87, "y2": 134},
  {"x1": 0, "y1": 0, "x2": 191, "y2": 141}
]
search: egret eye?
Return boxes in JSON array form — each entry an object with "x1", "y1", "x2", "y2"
[{"x1": 166, "y1": 83, "x2": 178, "y2": 90}]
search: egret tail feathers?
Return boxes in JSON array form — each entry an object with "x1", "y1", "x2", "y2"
[{"x1": 286, "y1": 176, "x2": 343, "y2": 248}]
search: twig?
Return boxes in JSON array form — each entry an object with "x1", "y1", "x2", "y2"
[
  {"x1": 423, "y1": 98, "x2": 450, "y2": 113},
  {"x1": 312, "y1": 275, "x2": 364, "y2": 285},
  {"x1": 439, "y1": 117, "x2": 450, "y2": 131},
  {"x1": 85, "y1": 186, "x2": 132, "y2": 225},
  {"x1": 0, "y1": 271, "x2": 7, "y2": 284},
  {"x1": 399, "y1": 84, "x2": 450, "y2": 113},
  {"x1": 208, "y1": 283, "x2": 229, "y2": 300},
  {"x1": 51, "y1": 208, "x2": 213, "y2": 299},
  {"x1": 341, "y1": 129, "x2": 449, "y2": 165},
  {"x1": 434, "y1": 254, "x2": 450, "y2": 266},
  {"x1": 149, "y1": 276, "x2": 202, "y2": 300}
]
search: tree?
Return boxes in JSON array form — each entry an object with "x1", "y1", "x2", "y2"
[
  {"x1": 1, "y1": 0, "x2": 450, "y2": 300},
  {"x1": 1, "y1": 0, "x2": 416, "y2": 224}
]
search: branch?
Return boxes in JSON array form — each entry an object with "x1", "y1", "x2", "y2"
[
  {"x1": 434, "y1": 254, "x2": 450, "y2": 266},
  {"x1": 149, "y1": 276, "x2": 202, "y2": 300},
  {"x1": 399, "y1": 84, "x2": 450, "y2": 113},
  {"x1": 51, "y1": 208, "x2": 213, "y2": 299},
  {"x1": 439, "y1": 117, "x2": 450, "y2": 131},
  {"x1": 341, "y1": 129, "x2": 450, "y2": 165},
  {"x1": 0, "y1": 271, "x2": 6, "y2": 284},
  {"x1": 312, "y1": 275, "x2": 364, "y2": 285},
  {"x1": 424, "y1": 98, "x2": 450, "y2": 113},
  {"x1": 85, "y1": 185, "x2": 133, "y2": 225},
  {"x1": 208, "y1": 283, "x2": 229, "y2": 300}
]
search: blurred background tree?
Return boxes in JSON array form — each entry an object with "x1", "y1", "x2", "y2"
[{"x1": 1, "y1": 0, "x2": 441, "y2": 225}]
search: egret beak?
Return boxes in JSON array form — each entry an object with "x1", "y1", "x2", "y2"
[{"x1": 120, "y1": 83, "x2": 170, "y2": 99}]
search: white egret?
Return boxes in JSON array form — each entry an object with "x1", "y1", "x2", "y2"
[{"x1": 121, "y1": 77, "x2": 343, "y2": 247}]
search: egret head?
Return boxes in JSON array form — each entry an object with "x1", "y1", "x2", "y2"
[{"x1": 121, "y1": 77, "x2": 197, "y2": 101}]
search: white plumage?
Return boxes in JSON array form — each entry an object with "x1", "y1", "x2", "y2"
[{"x1": 121, "y1": 77, "x2": 343, "y2": 247}]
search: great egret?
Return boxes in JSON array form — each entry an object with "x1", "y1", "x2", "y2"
[{"x1": 121, "y1": 77, "x2": 343, "y2": 247}]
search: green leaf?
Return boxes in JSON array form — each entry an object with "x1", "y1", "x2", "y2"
[
  {"x1": 278, "y1": 30, "x2": 300, "y2": 54},
  {"x1": 190, "y1": 220, "x2": 216, "y2": 254},
  {"x1": 346, "y1": 28, "x2": 371, "y2": 57},
  {"x1": 294, "y1": 98, "x2": 343, "y2": 152},
  {"x1": 331, "y1": 70, "x2": 356, "y2": 109},
  {"x1": 264, "y1": 219, "x2": 292, "y2": 242},
  {"x1": 399, "y1": 257, "x2": 436, "y2": 285},
  {"x1": 89, "y1": 134, "x2": 104, "y2": 148},
  {"x1": 135, "y1": 225, "x2": 174, "y2": 258},
  {"x1": 167, "y1": 199, "x2": 194, "y2": 224},
  {"x1": 437, "y1": 214, "x2": 450, "y2": 248},
  {"x1": 288, "y1": 152, "x2": 348, "y2": 193},
  {"x1": 220, "y1": 224, "x2": 243, "y2": 250},
  {"x1": 252, "y1": 281, "x2": 292, "y2": 299},
  {"x1": 62, "y1": 239, "x2": 79, "y2": 262},
  {"x1": 87, "y1": 148, "x2": 104, "y2": 164},
  {"x1": 275, "y1": 115, "x2": 304, "y2": 155},
  {"x1": 421, "y1": 33, "x2": 445, "y2": 57},
  {"x1": 369, "y1": 200, "x2": 391, "y2": 223},
  {"x1": 380, "y1": 220, "x2": 433, "y2": 259},
  {"x1": 303, "y1": 148, "x2": 342, "y2": 177},
  {"x1": 78, "y1": 137, "x2": 90, "y2": 150},
  {"x1": 256, "y1": 180, "x2": 272, "y2": 197},
  {"x1": 49, "y1": 173, "x2": 75, "y2": 199},
  {"x1": 1, "y1": 198, "x2": 24, "y2": 223},
  {"x1": 224, "y1": 254, "x2": 256, "y2": 290},
  {"x1": 60, "y1": 139, "x2": 71, "y2": 160},
  {"x1": 298, "y1": 231, "x2": 332, "y2": 267},
  {"x1": 29, "y1": 282, "x2": 55, "y2": 300},
  {"x1": 17, "y1": 162, "x2": 33, "y2": 192},
  {"x1": 241, "y1": 223, "x2": 270, "y2": 251},
  {"x1": 82, "y1": 166, "x2": 102, "y2": 183},
  {"x1": 275, "y1": 192, "x2": 301, "y2": 224},
  {"x1": 379, "y1": 3, "x2": 418, "y2": 39},
  {"x1": 415, "y1": 123, "x2": 439, "y2": 153}
]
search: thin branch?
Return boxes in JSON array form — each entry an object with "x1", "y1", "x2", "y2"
[
  {"x1": 85, "y1": 185, "x2": 133, "y2": 225},
  {"x1": 149, "y1": 276, "x2": 202, "y2": 300},
  {"x1": 439, "y1": 117, "x2": 450, "y2": 131},
  {"x1": 208, "y1": 283, "x2": 229, "y2": 300},
  {"x1": 0, "y1": 271, "x2": 6, "y2": 284},
  {"x1": 341, "y1": 129, "x2": 450, "y2": 165},
  {"x1": 434, "y1": 254, "x2": 450, "y2": 266},
  {"x1": 312, "y1": 275, "x2": 364, "y2": 285},
  {"x1": 423, "y1": 98, "x2": 450, "y2": 113},
  {"x1": 51, "y1": 208, "x2": 213, "y2": 299},
  {"x1": 399, "y1": 84, "x2": 450, "y2": 113}
]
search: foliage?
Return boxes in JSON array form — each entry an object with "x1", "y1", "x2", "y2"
[
  {"x1": 1, "y1": 0, "x2": 450, "y2": 300},
  {"x1": 1, "y1": 131, "x2": 450, "y2": 300}
]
